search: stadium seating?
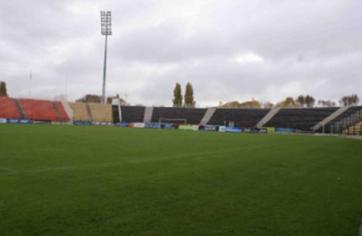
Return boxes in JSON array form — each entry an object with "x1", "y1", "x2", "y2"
[
  {"x1": 0, "y1": 97, "x2": 21, "y2": 119},
  {"x1": 343, "y1": 121, "x2": 362, "y2": 135},
  {"x1": 208, "y1": 108, "x2": 270, "y2": 128},
  {"x1": 88, "y1": 103, "x2": 113, "y2": 123},
  {"x1": 324, "y1": 106, "x2": 362, "y2": 133},
  {"x1": 151, "y1": 107, "x2": 207, "y2": 124},
  {"x1": 329, "y1": 106, "x2": 362, "y2": 123},
  {"x1": 3, "y1": 96, "x2": 362, "y2": 135},
  {"x1": 53, "y1": 101, "x2": 70, "y2": 122},
  {"x1": 69, "y1": 102, "x2": 91, "y2": 121},
  {"x1": 18, "y1": 99, "x2": 60, "y2": 122},
  {"x1": 120, "y1": 106, "x2": 145, "y2": 123},
  {"x1": 265, "y1": 108, "x2": 338, "y2": 131}
]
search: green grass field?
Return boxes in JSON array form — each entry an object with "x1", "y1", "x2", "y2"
[{"x1": 0, "y1": 124, "x2": 361, "y2": 236}]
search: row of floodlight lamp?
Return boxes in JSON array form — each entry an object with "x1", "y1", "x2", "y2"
[{"x1": 101, "y1": 10, "x2": 112, "y2": 36}]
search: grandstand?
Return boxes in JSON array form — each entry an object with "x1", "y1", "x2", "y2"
[
  {"x1": 0, "y1": 98, "x2": 70, "y2": 122},
  {"x1": 324, "y1": 106, "x2": 362, "y2": 133},
  {"x1": 69, "y1": 102, "x2": 92, "y2": 122},
  {"x1": 0, "y1": 97, "x2": 22, "y2": 119},
  {"x1": 343, "y1": 121, "x2": 362, "y2": 135},
  {"x1": 1, "y1": 96, "x2": 362, "y2": 135},
  {"x1": 264, "y1": 107, "x2": 338, "y2": 131},
  {"x1": 88, "y1": 103, "x2": 113, "y2": 123},
  {"x1": 151, "y1": 107, "x2": 207, "y2": 124},
  {"x1": 120, "y1": 106, "x2": 145, "y2": 123},
  {"x1": 53, "y1": 101, "x2": 70, "y2": 122},
  {"x1": 208, "y1": 108, "x2": 270, "y2": 128}
]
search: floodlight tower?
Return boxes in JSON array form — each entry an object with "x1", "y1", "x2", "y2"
[{"x1": 100, "y1": 10, "x2": 112, "y2": 104}]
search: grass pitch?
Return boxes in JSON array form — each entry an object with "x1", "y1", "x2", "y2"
[{"x1": 0, "y1": 124, "x2": 362, "y2": 236}]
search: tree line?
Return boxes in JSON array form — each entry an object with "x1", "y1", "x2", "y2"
[
  {"x1": 220, "y1": 94, "x2": 359, "y2": 108},
  {"x1": 76, "y1": 94, "x2": 126, "y2": 105},
  {"x1": 0, "y1": 80, "x2": 359, "y2": 108}
]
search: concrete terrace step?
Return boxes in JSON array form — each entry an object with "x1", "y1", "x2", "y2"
[
  {"x1": 312, "y1": 106, "x2": 350, "y2": 131},
  {"x1": 200, "y1": 108, "x2": 216, "y2": 125},
  {"x1": 256, "y1": 107, "x2": 281, "y2": 129},
  {"x1": 143, "y1": 107, "x2": 154, "y2": 123},
  {"x1": 14, "y1": 99, "x2": 25, "y2": 119}
]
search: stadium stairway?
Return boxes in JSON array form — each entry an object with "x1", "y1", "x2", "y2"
[
  {"x1": 117, "y1": 105, "x2": 122, "y2": 122},
  {"x1": 52, "y1": 102, "x2": 62, "y2": 121},
  {"x1": 265, "y1": 107, "x2": 337, "y2": 131},
  {"x1": 329, "y1": 107, "x2": 362, "y2": 134},
  {"x1": 143, "y1": 107, "x2": 154, "y2": 123},
  {"x1": 60, "y1": 99, "x2": 73, "y2": 121},
  {"x1": 256, "y1": 107, "x2": 280, "y2": 129},
  {"x1": 200, "y1": 108, "x2": 216, "y2": 125},
  {"x1": 53, "y1": 101, "x2": 70, "y2": 122},
  {"x1": 320, "y1": 106, "x2": 362, "y2": 133},
  {"x1": 312, "y1": 106, "x2": 349, "y2": 131},
  {"x1": 14, "y1": 99, "x2": 25, "y2": 119}
]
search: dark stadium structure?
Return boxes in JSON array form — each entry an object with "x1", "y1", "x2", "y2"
[
  {"x1": 120, "y1": 106, "x2": 145, "y2": 123},
  {"x1": 264, "y1": 107, "x2": 338, "y2": 131},
  {"x1": 208, "y1": 108, "x2": 270, "y2": 128},
  {"x1": 151, "y1": 107, "x2": 207, "y2": 124},
  {"x1": 323, "y1": 106, "x2": 362, "y2": 133},
  {"x1": 1, "y1": 97, "x2": 362, "y2": 134}
]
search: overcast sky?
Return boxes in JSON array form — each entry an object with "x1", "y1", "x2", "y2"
[{"x1": 0, "y1": 0, "x2": 361, "y2": 107}]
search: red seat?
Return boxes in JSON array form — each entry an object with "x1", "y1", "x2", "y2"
[
  {"x1": 19, "y1": 99, "x2": 58, "y2": 122},
  {"x1": 0, "y1": 97, "x2": 21, "y2": 119}
]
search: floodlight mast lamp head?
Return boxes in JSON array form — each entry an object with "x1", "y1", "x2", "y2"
[{"x1": 100, "y1": 11, "x2": 112, "y2": 35}]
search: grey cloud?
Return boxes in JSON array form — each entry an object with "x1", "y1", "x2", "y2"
[{"x1": 0, "y1": 0, "x2": 361, "y2": 106}]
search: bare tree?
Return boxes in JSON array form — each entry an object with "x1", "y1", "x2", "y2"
[
  {"x1": 296, "y1": 95, "x2": 315, "y2": 108},
  {"x1": 239, "y1": 99, "x2": 262, "y2": 108},
  {"x1": 76, "y1": 94, "x2": 102, "y2": 103},
  {"x1": 339, "y1": 94, "x2": 360, "y2": 106},
  {"x1": 351, "y1": 94, "x2": 360, "y2": 105},
  {"x1": 220, "y1": 101, "x2": 241, "y2": 108},
  {"x1": 277, "y1": 97, "x2": 298, "y2": 108},
  {"x1": 296, "y1": 95, "x2": 305, "y2": 107},
  {"x1": 305, "y1": 95, "x2": 315, "y2": 108}
]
